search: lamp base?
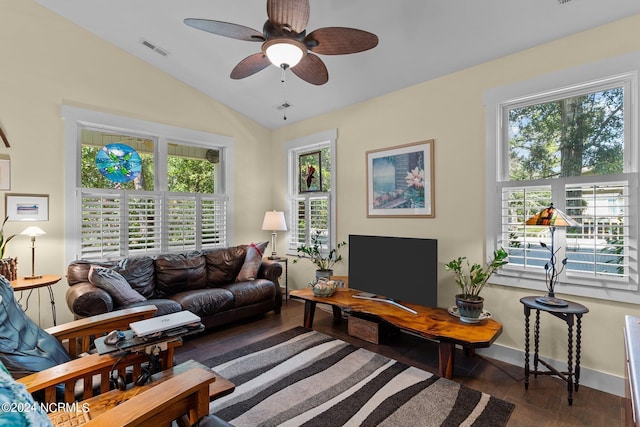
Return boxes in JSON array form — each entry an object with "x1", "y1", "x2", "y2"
[
  {"x1": 535, "y1": 295, "x2": 569, "y2": 307},
  {"x1": 24, "y1": 275, "x2": 42, "y2": 280}
]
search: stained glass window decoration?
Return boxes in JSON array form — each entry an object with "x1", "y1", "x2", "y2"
[{"x1": 95, "y1": 143, "x2": 143, "y2": 183}]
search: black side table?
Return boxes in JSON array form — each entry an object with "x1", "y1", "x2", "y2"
[
  {"x1": 268, "y1": 256, "x2": 288, "y2": 302},
  {"x1": 520, "y1": 296, "x2": 589, "y2": 405}
]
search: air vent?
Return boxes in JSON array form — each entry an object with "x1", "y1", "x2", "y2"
[
  {"x1": 141, "y1": 40, "x2": 168, "y2": 57},
  {"x1": 276, "y1": 102, "x2": 293, "y2": 110},
  {"x1": 557, "y1": 0, "x2": 573, "y2": 4}
]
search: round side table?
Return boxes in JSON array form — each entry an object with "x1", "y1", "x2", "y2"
[
  {"x1": 520, "y1": 296, "x2": 589, "y2": 405},
  {"x1": 11, "y1": 274, "x2": 62, "y2": 326}
]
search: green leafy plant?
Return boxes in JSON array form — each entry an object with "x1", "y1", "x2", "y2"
[
  {"x1": 444, "y1": 248, "x2": 508, "y2": 299},
  {"x1": 293, "y1": 231, "x2": 346, "y2": 271},
  {"x1": 0, "y1": 217, "x2": 16, "y2": 259}
]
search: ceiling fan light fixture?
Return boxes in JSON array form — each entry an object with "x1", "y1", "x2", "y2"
[{"x1": 264, "y1": 38, "x2": 305, "y2": 68}]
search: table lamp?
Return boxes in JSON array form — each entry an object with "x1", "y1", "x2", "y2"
[
  {"x1": 525, "y1": 203, "x2": 579, "y2": 307},
  {"x1": 261, "y1": 211, "x2": 287, "y2": 259},
  {"x1": 20, "y1": 226, "x2": 46, "y2": 280}
]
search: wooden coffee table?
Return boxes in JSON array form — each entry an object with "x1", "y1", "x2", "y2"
[{"x1": 290, "y1": 288, "x2": 503, "y2": 379}]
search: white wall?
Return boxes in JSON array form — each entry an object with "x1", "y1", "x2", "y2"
[{"x1": 271, "y1": 14, "x2": 640, "y2": 395}]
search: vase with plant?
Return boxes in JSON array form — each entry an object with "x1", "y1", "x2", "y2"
[
  {"x1": 444, "y1": 248, "x2": 508, "y2": 322},
  {"x1": 294, "y1": 231, "x2": 346, "y2": 279},
  {"x1": 0, "y1": 216, "x2": 17, "y2": 280}
]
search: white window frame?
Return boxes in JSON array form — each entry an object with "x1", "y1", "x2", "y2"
[
  {"x1": 62, "y1": 105, "x2": 234, "y2": 264},
  {"x1": 485, "y1": 52, "x2": 640, "y2": 304},
  {"x1": 285, "y1": 129, "x2": 337, "y2": 256}
]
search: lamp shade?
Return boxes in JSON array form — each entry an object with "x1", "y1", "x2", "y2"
[
  {"x1": 264, "y1": 39, "x2": 304, "y2": 68},
  {"x1": 20, "y1": 226, "x2": 46, "y2": 237},
  {"x1": 261, "y1": 211, "x2": 287, "y2": 231},
  {"x1": 525, "y1": 204, "x2": 579, "y2": 228}
]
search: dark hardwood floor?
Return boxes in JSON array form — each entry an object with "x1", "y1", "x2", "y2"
[{"x1": 175, "y1": 299, "x2": 624, "y2": 427}]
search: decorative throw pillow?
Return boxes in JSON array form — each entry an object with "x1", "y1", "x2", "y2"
[
  {"x1": 236, "y1": 241, "x2": 268, "y2": 282},
  {"x1": 88, "y1": 265, "x2": 147, "y2": 306}
]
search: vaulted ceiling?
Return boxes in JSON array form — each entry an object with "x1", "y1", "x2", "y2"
[{"x1": 35, "y1": 0, "x2": 640, "y2": 129}]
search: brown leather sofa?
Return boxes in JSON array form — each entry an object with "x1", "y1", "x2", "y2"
[{"x1": 66, "y1": 244, "x2": 282, "y2": 330}]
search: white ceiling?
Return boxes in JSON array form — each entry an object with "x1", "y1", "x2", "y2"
[{"x1": 35, "y1": 0, "x2": 640, "y2": 129}]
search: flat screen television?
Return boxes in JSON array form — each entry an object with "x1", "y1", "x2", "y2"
[{"x1": 348, "y1": 235, "x2": 437, "y2": 308}]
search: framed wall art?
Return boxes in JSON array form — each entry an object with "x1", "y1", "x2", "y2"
[
  {"x1": 0, "y1": 155, "x2": 10, "y2": 190},
  {"x1": 366, "y1": 139, "x2": 435, "y2": 218},
  {"x1": 299, "y1": 150, "x2": 322, "y2": 192},
  {"x1": 5, "y1": 194, "x2": 49, "y2": 221}
]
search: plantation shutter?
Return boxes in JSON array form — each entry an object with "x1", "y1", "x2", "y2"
[
  {"x1": 201, "y1": 196, "x2": 228, "y2": 247},
  {"x1": 127, "y1": 193, "x2": 162, "y2": 254},
  {"x1": 288, "y1": 194, "x2": 330, "y2": 252},
  {"x1": 79, "y1": 190, "x2": 227, "y2": 259},
  {"x1": 81, "y1": 190, "x2": 122, "y2": 260},
  {"x1": 499, "y1": 178, "x2": 634, "y2": 287}
]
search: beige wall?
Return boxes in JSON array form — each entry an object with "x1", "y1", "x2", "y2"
[
  {"x1": 0, "y1": 1, "x2": 272, "y2": 326},
  {"x1": 3, "y1": 0, "x2": 640, "y2": 391},
  {"x1": 272, "y1": 14, "x2": 640, "y2": 383}
]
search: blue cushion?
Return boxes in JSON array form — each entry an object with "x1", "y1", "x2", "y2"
[
  {"x1": 0, "y1": 276, "x2": 70, "y2": 378},
  {"x1": 0, "y1": 360, "x2": 50, "y2": 426}
]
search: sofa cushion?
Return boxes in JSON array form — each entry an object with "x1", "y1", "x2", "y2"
[
  {"x1": 127, "y1": 298, "x2": 182, "y2": 316},
  {"x1": 154, "y1": 252, "x2": 207, "y2": 297},
  {"x1": 221, "y1": 279, "x2": 276, "y2": 307},
  {"x1": 236, "y1": 241, "x2": 268, "y2": 282},
  {"x1": 203, "y1": 245, "x2": 247, "y2": 285},
  {"x1": 169, "y1": 288, "x2": 234, "y2": 317},
  {"x1": 114, "y1": 256, "x2": 156, "y2": 299},
  {"x1": 88, "y1": 266, "x2": 147, "y2": 306}
]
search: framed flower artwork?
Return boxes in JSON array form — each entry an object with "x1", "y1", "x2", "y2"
[{"x1": 366, "y1": 139, "x2": 435, "y2": 218}]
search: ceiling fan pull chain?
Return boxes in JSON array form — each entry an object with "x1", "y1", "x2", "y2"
[{"x1": 281, "y1": 64, "x2": 288, "y2": 120}]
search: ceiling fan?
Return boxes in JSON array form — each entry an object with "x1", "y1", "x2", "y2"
[{"x1": 184, "y1": 0, "x2": 378, "y2": 85}]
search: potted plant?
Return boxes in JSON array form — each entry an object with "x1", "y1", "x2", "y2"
[
  {"x1": 294, "y1": 231, "x2": 346, "y2": 279},
  {"x1": 444, "y1": 248, "x2": 508, "y2": 322}
]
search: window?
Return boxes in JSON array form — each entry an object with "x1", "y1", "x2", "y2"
[
  {"x1": 485, "y1": 53, "x2": 640, "y2": 303},
  {"x1": 63, "y1": 106, "x2": 233, "y2": 262},
  {"x1": 286, "y1": 130, "x2": 337, "y2": 257}
]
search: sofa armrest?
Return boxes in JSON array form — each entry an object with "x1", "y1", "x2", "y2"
[
  {"x1": 258, "y1": 260, "x2": 282, "y2": 286},
  {"x1": 66, "y1": 281, "x2": 114, "y2": 318}
]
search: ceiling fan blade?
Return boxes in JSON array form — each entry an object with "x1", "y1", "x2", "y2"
[
  {"x1": 230, "y1": 53, "x2": 272, "y2": 79},
  {"x1": 305, "y1": 27, "x2": 379, "y2": 55},
  {"x1": 184, "y1": 18, "x2": 265, "y2": 42},
  {"x1": 266, "y1": 0, "x2": 310, "y2": 34},
  {"x1": 291, "y1": 53, "x2": 328, "y2": 85}
]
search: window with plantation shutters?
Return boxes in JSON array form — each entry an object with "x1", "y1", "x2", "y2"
[
  {"x1": 64, "y1": 106, "x2": 232, "y2": 262},
  {"x1": 286, "y1": 130, "x2": 337, "y2": 258},
  {"x1": 485, "y1": 54, "x2": 640, "y2": 303}
]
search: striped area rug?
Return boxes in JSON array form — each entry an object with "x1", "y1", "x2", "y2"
[{"x1": 204, "y1": 327, "x2": 514, "y2": 427}]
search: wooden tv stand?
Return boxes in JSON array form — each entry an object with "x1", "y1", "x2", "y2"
[{"x1": 290, "y1": 288, "x2": 502, "y2": 379}]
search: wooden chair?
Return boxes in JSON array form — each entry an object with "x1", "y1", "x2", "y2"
[{"x1": 15, "y1": 305, "x2": 188, "y2": 404}]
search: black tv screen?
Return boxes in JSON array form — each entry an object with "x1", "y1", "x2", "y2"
[{"x1": 348, "y1": 235, "x2": 438, "y2": 308}]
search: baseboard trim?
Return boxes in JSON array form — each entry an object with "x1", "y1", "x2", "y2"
[{"x1": 476, "y1": 343, "x2": 625, "y2": 397}]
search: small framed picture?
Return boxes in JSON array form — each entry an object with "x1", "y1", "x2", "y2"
[
  {"x1": 5, "y1": 194, "x2": 49, "y2": 221},
  {"x1": 299, "y1": 151, "x2": 322, "y2": 192}
]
